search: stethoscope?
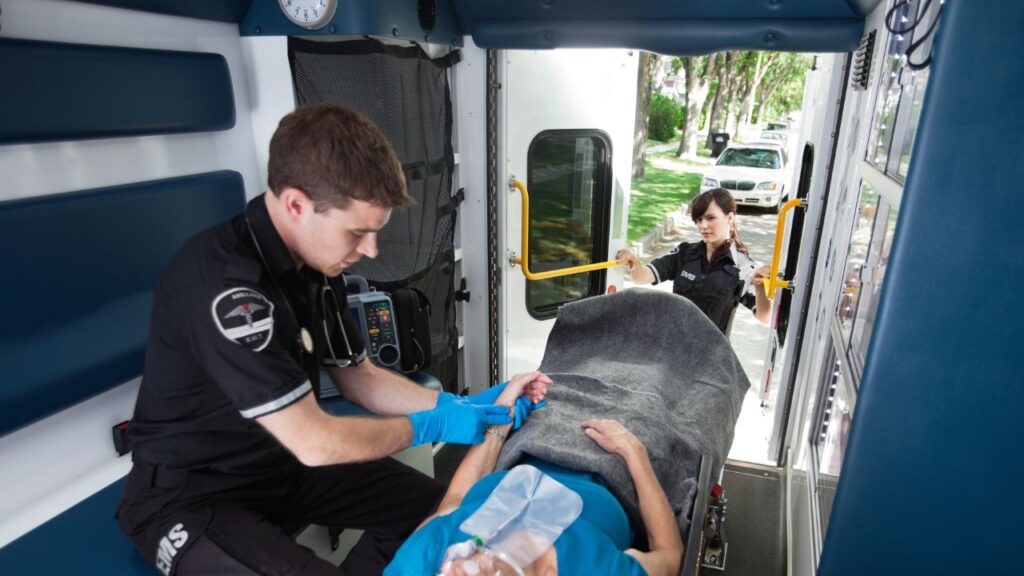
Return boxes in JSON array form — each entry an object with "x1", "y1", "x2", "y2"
[{"x1": 244, "y1": 216, "x2": 357, "y2": 368}]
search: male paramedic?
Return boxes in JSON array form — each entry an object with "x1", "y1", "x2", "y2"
[{"x1": 116, "y1": 103, "x2": 551, "y2": 575}]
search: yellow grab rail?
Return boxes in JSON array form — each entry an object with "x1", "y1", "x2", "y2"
[
  {"x1": 509, "y1": 179, "x2": 624, "y2": 281},
  {"x1": 762, "y1": 197, "x2": 806, "y2": 298}
]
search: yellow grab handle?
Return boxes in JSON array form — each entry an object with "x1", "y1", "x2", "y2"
[
  {"x1": 762, "y1": 197, "x2": 805, "y2": 298},
  {"x1": 509, "y1": 179, "x2": 624, "y2": 281}
]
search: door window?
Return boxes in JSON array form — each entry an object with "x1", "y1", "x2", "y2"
[{"x1": 525, "y1": 131, "x2": 612, "y2": 318}]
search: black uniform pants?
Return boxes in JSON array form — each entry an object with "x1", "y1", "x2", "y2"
[{"x1": 117, "y1": 458, "x2": 444, "y2": 576}]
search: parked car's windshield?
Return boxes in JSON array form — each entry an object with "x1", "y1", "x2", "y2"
[
  {"x1": 717, "y1": 148, "x2": 781, "y2": 169},
  {"x1": 766, "y1": 122, "x2": 788, "y2": 131}
]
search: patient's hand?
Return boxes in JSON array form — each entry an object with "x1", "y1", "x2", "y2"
[
  {"x1": 582, "y1": 419, "x2": 647, "y2": 460},
  {"x1": 498, "y1": 371, "x2": 552, "y2": 430},
  {"x1": 499, "y1": 371, "x2": 552, "y2": 406}
]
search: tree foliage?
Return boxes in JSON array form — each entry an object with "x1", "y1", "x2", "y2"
[{"x1": 634, "y1": 50, "x2": 812, "y2": 172}]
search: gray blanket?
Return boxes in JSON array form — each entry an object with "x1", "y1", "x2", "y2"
[{"x1": 495, "y1": 289, "x2": 750, "y2": 535}]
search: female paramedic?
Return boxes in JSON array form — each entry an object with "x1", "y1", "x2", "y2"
[
  {"x1": 616, "y1": 188, "x2": 772, "y2": 334},
  {"x1": 383, "y1": 376, "x2": 682, "y2": 576}
]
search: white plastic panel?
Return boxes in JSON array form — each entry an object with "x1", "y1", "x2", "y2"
[{"x1": 499, "y1": 49, "x2": 636, "y2": 377}]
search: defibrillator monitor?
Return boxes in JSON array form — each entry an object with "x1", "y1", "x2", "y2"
[{"x1": 346, "y1": 291, "x2": 401, "y2": 369}]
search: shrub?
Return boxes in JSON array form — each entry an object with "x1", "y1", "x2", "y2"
[{"x1": 648, "y1": 94, "x2": 683, "y2": 142}]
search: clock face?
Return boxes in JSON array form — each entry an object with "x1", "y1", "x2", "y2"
[{"x1": 278, "y1": 0, "x2": 338, "y2": 30}]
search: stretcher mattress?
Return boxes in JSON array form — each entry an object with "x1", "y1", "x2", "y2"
[{"x1": 495, "y1": 289, "x2": 750, "y2": 534}]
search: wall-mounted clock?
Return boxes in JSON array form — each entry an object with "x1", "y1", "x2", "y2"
[{"x1": 277, "y1": 0, "x2": 338, "y2": 30}]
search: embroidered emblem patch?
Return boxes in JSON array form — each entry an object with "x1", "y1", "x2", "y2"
[{"x1": 211, "y1": 288, "x2": 275, "y2": 351}]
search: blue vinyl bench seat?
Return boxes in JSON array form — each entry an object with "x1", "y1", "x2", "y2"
[
  {"x1": 0, "y1": 479, "x2": 151, "y2": 573},
  {"x1": 0, "y1": 387, "x2": 440, "y2": 574}
]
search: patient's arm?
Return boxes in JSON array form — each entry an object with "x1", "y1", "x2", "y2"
[
  {"x1": 583, "y1": 419, "x2": 683, "y2": 576},
  {"x1": 417, "y1": 371, "x2": 550, "y2": 528}
]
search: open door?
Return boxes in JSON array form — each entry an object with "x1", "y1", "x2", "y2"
[{"x1": 497, "y1": 49, "x2": 637, "y2": 376}]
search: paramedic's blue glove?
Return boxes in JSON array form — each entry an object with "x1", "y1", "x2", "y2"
[
  {"x1": 407, "y1": 393, "x2": 512, "y2": 447},
  {"x1": 466, "y1": 382, "x2": 548, "y2": 430}
]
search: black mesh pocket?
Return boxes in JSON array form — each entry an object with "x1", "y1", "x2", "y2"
[{"x1": 288, "y1": 37, "x2": 460, "y2": 391}]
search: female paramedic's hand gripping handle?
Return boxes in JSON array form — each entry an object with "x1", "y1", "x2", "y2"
[
  {"x1": 583, "y1": 419, "x2": 684, "y2": 576},
  {"x1": 616, "y1": 249, "x2": 656, "y2": 285},
  {"x1": 464, "y1": 371, "x2": 552, "y2": 429},
  {"x1": 751, "y1": 264, "x2": 773, "y2": 323}
]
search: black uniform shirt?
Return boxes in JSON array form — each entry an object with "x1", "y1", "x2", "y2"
[
  {"x1": 647, "y1": 241, "x2": 758, "y2": 334},
  {"x1": 129, "y1": 195, "x2": 366, "y2": 475}
]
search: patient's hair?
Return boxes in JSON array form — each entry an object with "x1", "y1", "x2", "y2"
[{"x1": 267, "y1": 104, "x2": 412, "y2": 212}]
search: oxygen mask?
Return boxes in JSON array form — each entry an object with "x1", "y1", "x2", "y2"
[{"x1": 437, "y1": 465, "x2": 582, "y2": 576}]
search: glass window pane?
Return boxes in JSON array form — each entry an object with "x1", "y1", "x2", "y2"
[
  {"x1": 837, "y1": 181, "x2": 880, "y2": 347},
  {"x1": 851, "y1": 202, "x2": 899, "y2": 363},
  {"x1": 526, "y1": 132, "x2": 610, "y2": 317},
  {"x1": 815, "y1": 347, "x2": 853, "y2": 535},
  {"x1": 897, "y1": 66, "x2": 929, "y2": 178},
  {"x1": 866, "y1": 0, "x2": 916, "y2": 170}
]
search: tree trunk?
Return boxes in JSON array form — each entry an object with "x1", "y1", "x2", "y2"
[
  {"x1": 725, "y1": 74, "x2": 744, "y2": 137},
  {"x1": 738, "y1": 52, "x2": 761, "y2": 133},
  {"x1": 754, "y1": 81, "x2": 772, "y2": 127},
  {"x1": 677, "y1": 58, "x2": 697, "y2": 158},
  {"x1": 705, "y1": 52, "x2": 735, "y2": 148},
  {"x1": 743, "y1": 53, "x2": 780, "y2": 134},
  {"x1": 677, "y1": 55, "x2": 718, "y2": 158},
  {"x1": 756, "y1": 75, "x2": 788, "y2": 128},
  {"x1": 632, "y1": 51, "x2": 657, "y2": 181}
]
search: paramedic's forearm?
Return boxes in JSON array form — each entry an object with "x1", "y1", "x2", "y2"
[
  {"x1": 624, "y1": 448, "x2": 684, "y2": 559},
  {"x1": 258, "y1": 394, "x2": 413, "y2": 465},
  {"x1": 328, "y1": 362, "x2": 438, "y2": 415},
  {"x1": 631, "y1": 263, "x2": 656, "y2": 284}
]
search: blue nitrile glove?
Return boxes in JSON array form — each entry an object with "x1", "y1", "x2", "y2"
[
  {"x1": 512, "y1": 396, "x2": 547, "y2": 429},
  {"x1": 407, "y1": 393, "x2": 512, "y2": 447},
  {"x1": 465, "y1": 382, "x2": 547, "y2": 430}
]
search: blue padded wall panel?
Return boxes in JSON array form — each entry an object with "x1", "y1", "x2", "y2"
[
  {"x1": 0, "y1": 171, "x2": 245, "y2": 436},
  {"x1": 818, "y1": 2, "x2": 1024, "y2": 575},
  {"x1": 0, "y1": 39, "x2": 235, "y2": 144}
]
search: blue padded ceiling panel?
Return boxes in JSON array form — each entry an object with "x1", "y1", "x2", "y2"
[
  {"x1": 818, "y1": 2, "x2": 1024, "y2": 574},
  {"x1": 0, "y1": 39, "x2": 235, "y2": 144},
  {"x1": 449, "y1": 0, "x2": 878, "y2": 54},
  {"x1": 0, "y1": 171, "x2": 245, "y2": 436},
  {"x1": 71, "y1": 0, "x2": 251, "y2": 23}
]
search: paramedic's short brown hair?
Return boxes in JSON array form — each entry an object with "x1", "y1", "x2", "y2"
[{"x1": 268, "y1": 104, "x2": 411, "y2": 211}]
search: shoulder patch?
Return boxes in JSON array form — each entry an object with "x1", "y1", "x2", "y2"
[{"x1": 211, "y1": 288, "x2": 275, "y2": 351}]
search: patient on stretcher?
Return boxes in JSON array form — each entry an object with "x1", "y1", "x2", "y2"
[{"x1": 385, "y1": 290, "x2": 750, "y2": 576}]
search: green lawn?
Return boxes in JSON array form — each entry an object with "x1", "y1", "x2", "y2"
[{"x1": 628, "y1": 161, "x2": 702, "y2": 242}]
